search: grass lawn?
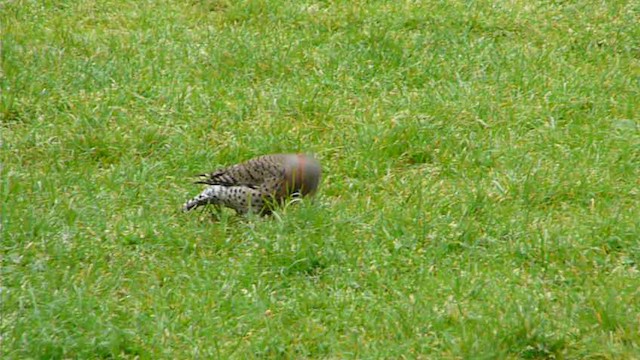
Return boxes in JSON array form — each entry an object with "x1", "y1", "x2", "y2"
[{"x1": 2, "y1": 0, "x2": 639, "y2": 358}]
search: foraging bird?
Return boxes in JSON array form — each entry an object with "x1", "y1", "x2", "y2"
[{"x1": 183, "y1": 153, "x2": 321, "y2": 215}]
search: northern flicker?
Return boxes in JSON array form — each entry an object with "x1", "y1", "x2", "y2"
[{"x1": 183, "y1": 153, "x2": 322, "y2": 215}]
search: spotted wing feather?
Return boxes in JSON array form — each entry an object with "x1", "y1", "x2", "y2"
[{"x1": 195, "y1": 155, "x2": 285, "y2": 188}]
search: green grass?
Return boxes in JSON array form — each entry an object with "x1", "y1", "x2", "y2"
[{"x1": 2, "y1": 0, "x2": 639, "y2": 358}]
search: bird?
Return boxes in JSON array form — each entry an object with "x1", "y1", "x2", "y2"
[{"x1": 183, "y1": 153, "x2": 322, "y2": 215}]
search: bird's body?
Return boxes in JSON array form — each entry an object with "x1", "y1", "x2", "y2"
[{"x1": 183, "y1": 153, "x2": 321, "y2": 214}]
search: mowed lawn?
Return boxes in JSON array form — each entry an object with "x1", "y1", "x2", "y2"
[{"x1": 2, "y1": 0, "x2": 639, "y2": 358}]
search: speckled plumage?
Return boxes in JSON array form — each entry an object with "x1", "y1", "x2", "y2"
[{"x1": 183, "y1": 153, "x2": 321, "y2": 214}]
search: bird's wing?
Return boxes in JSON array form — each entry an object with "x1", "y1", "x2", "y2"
[
  {"x1": 195, "y1": 166, "x2": 256, "y2": 187},
  {"x1": 258, "y1": 176, "x2": 286, "y2": 196},
  {"x1": 195, "y1": 157, "x2": 284, "y2": 188}
]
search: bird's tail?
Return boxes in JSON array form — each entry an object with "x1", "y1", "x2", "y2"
[{"x1": 183, "y1": 186, "x2": 223, "y2": 212}]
